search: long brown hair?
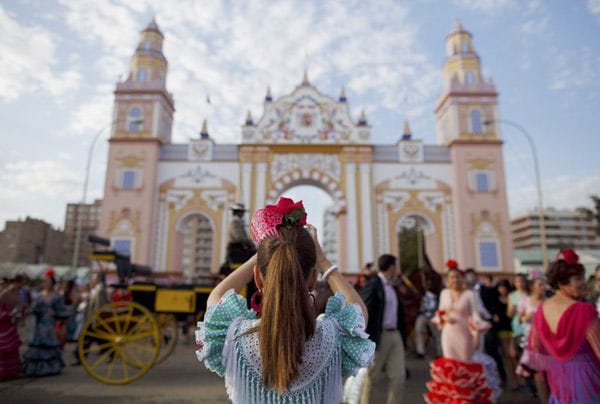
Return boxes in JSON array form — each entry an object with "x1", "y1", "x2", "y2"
[{"x1": 256, "y1": 226, "x2": 316, "y2": 394}]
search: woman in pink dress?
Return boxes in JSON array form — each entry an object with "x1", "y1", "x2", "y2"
[
  {"x1": 425, "y1": 263, "x2": 492, "y2": 403},
  {"x1": 526, "y1": 249, "x2": 600, "y2": 403}
]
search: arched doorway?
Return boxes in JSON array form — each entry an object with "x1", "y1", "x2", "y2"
[
  {"x1": 397, "y1": 214, "x2": 435, "y2": 274},
  {"x1": 176, "y1": 213, "x2": 213, "y2": 282}
]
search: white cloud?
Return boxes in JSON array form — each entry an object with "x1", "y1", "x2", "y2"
[
  {"x1": 548, "y1": 48, "x2": 600, "y2": 92},
  {"x1": 55, "y1": 0, "x2": 438, "y2": 144},
  {"x1": 0, "y1": 160, "x2": 83, "y2": 228},
  {"x1": 452, "y1": 0, "x2": 517, "y2": 12},
  {"x1": 64, "y1": 85, "x2": 113, "y2": 136},
  {"x1": 588, "y1": 0, "x2": 600, "y2": 14},
  {"x1": 520, "y1": 15, "x2": 549, "y2": 36},
  {"x1": 58, "y1": 0, "x2": 141, "y2": 57},
  {"x1": 0, "y1": 5, "x2": 81, "y2": 102},
  {"x1": 508, "y1": 173, "x2": 600, "y2": 217}
]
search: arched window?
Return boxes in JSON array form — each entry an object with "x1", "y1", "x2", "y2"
[
  {"x1": 470, "y1": 110, "x2": 482, "y2": 134},
  {"x1": 465, "y1": 71, "x2": 475, "y2": 85},
  {"x1": 128, "y1": 107, "x2": 143, "y2": 132},
  {"x1": 143, "y1": 40, "x2": 151, "y2": 50},
  {"x1": 461, "y1": 42, "x2": 469, "y2": 53},
  {"x1": 136, "y1": 68, "x2": 147, "y2": 82},
  {"x1": 476, "y1": 221, "x2": 501, "y2": 269}
]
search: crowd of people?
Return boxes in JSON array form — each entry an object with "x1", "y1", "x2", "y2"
[
  {"x1": 0, "y1": 269, "x2": 109, "y2": 380},
  {"x1": 2, "y1": 196, "x2": 600, "y2": 404},
  {"x1": 196, "y1": 197, "x2": 600, "y2": 403}
]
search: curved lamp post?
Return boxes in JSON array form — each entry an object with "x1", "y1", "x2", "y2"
[
  {"x1": 484, "y1": 118, "x2": 548, "y2": 269},
  {"x1": 70, "y1": 118, "x2": 143, "y2": 271}
]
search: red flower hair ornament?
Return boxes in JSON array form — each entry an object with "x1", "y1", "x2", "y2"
[
  {"x1": 44, "y1": 268, "x2": 56, "y2": 278},
  {"x1": 250, "y1": 197, "x2": 307, "y2": 243},
  {"x1": 446, "y1": 259, "x2": 458, "y2": 269},
  {"x1": 556, "y1": 248, "x2": 579, "y2": 265},
  {"x1": 445, "y1": 259, "x2": 465, "y2": 276}
]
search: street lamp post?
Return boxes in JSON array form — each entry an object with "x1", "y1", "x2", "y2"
[
  {"x1": 70, "y1": 118, "x2": 143, "y2": 272},
  {"x1": 484, "y1": 118, "x2": 549, "y2": 269}
]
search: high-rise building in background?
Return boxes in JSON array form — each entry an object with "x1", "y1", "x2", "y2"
[
  {"x1": 512, "y1": 208, "x2": 600, "y2": 251},
  {"x1": 64, "y1": 199, "x2": 102, "y2": 267},
  {"x1": 97, "y1": 19, "x2": 514, "y2": 279},
  {"x1": 322, "y1": 206, "x2": 338, "y2": 265},
  {"x1": 0, "y1": 217, "x2": 65, "y2": 264}
]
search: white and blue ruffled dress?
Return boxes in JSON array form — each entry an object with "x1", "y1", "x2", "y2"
[{"x1": 196, "y1": 289, "x2": 375, "y2": 404}]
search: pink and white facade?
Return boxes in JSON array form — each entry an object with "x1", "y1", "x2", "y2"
[{"x1": 99, "y1": 20, "x2": 514, "y2": 281}]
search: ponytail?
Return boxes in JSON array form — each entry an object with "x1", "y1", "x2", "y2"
[{"x1": 257, "y1": 227, "x2": 316, "y2": 394}]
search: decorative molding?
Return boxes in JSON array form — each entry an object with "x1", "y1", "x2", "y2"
[
  {"x1": 396, "y1": 212, "x2": 436, "y2": 236},
  {"x1": 166, "y1": 190, "x2": 194, "y2": 212},
  {"x1": 383, "y1": 191, "x2": 411, "y2": 213},
  {"x1": 117, "y1": 154, "x2": 144, "y2": 168},
  {"x1": 398, "y1": 141, "x2": 424, "y2": 163},
  {"x1": 271, "y1": 153, "x2": 341, "y2": 182},
  {"x1": 200, "y1": 190, "x2": 229, "y2": 212},
  {"x1": 243, "y1": 85, "x2": 371, "y2": 144},
  {"x1": 417, "y1": 191, "x2": 445, "y2": 213},
  {"x1": 188, "y1": 140, "x2": 213, "y2": 161},
  {"x1": 390, "y1": 167, "x2": 438, "y2": 189},
  {"x1": 176, "y1": 165, "x2": 220, "y2": 187}
]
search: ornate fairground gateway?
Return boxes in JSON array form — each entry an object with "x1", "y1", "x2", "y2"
[{"x1": 98, "y1": 19, "x2": 514, "y2": 281}]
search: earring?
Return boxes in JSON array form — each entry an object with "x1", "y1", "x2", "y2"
[
  {"x1": 250, "y1": 290, "x2": 263, "y2": 313},
  {"x1": 309, "y1": 292, "x2": 316, "y2": 307}
]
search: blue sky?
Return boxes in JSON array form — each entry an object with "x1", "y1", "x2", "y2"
[{"x1": 1, "y1": 0, "x2": 599, "y2": 230}]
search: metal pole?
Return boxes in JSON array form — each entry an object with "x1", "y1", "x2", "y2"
[
  {"x1": 70, "y1": 118, "x2": 143, "y2": 272},
  {"x1": 484, "y1": 118, "x2": 549, "y2": 269}
]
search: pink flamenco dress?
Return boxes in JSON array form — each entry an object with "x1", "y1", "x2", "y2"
[
  {"x1": 524, "y1": 302, "x2": 600, "y2": 404},
  {"x1": 424, "y1": 289, "x2": 493, "y2": 403}
]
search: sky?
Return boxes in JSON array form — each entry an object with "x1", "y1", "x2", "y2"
[{"x1": 1, "y1": 0, "x2": 600, "y2": 231}]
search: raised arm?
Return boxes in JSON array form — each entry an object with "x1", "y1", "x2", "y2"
[
  {"x1": 207, "y1": 254, "x2": 257, "y2": 306},
  {"x1": 306, "y1": 224, "x2": 368, "y2": 323}
]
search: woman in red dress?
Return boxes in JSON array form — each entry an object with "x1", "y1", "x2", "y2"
[{"x1": 0, "y1": 279, "x2": 22, "y2": 380}]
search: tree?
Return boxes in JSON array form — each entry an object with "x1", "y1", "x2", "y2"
[
  {"x1": 398, "y1": 226, "x2": 424, "y2": 275},
  {"x1": 577, "y1": 195, "x2": 600, "y2": 236}
]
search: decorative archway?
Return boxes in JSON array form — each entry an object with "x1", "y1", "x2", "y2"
[{"x1": 173, "y1": 211, "x2": 214, "y2": 282}]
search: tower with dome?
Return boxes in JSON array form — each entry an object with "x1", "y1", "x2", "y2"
[{"x1": 98, "y1": 19, "x2": 513, "y2": 281}]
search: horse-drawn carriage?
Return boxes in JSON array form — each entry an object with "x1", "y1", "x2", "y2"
[{"x1": 77, "y1": 237, "x2": 218, "y2": 384}]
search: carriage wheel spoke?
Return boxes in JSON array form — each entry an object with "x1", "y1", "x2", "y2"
[
  {"x1": 111, "y1": 307, "x2": 123, "y2": 334},
  {"x1": 84, "y1": 341, "x2": 113, "y2": 353},
  {"x1": 125, "y1": 318, "x2": 148, "y2": 337},
  {"x1": 83, "y1": 330, "x2": 114, "y2": 342},
  {"x1": 121, "y1": 305, "x2": 134, "y2": 334},
  {"x1": 124, "y1": 331, "x2": 155, "y2": 343},
  {"x1": 94, "y1": 315, "x2": 116, "y2": 335},
  {"x1": 91, "y1": 346, "x2": 116, "y2": 371},
  {"x1": 105, "y1": 347, "x2": 120, "y2": 378}
]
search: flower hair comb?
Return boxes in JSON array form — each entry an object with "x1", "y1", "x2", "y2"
[
  {"x1": 250, "y1": 197, "x2": 307, "y2": 243},
  {"x1": 556, "y1": 248, "x2": 579, "y2": 265}
]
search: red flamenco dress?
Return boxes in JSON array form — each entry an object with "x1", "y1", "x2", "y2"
[{"x1": 424, "y1": 289, "x2": 492, "y2": 403}]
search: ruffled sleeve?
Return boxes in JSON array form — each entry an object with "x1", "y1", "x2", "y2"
[
  {"x1": 195, "y1": 289, "x2": 257, "y2": 377},
  {"x1": 322, "y1": 292, "x2": 375, "y2": 377}
]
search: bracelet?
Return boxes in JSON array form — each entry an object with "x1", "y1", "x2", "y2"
[{"x1": 320, "y1": 265, "x2": 339, "y2": 281}]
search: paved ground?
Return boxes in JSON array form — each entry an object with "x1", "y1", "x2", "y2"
[{"x1": 1, "y1": 341, "x2": 538, "y2": 403}]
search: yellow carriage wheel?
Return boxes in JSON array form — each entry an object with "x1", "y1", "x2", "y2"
[
  {"x1": 155, "y1": 313, "x2": 178, "y2": 365},
  {"x1": 78, "y1": 301, "x2": 160, "y2": 385}
]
